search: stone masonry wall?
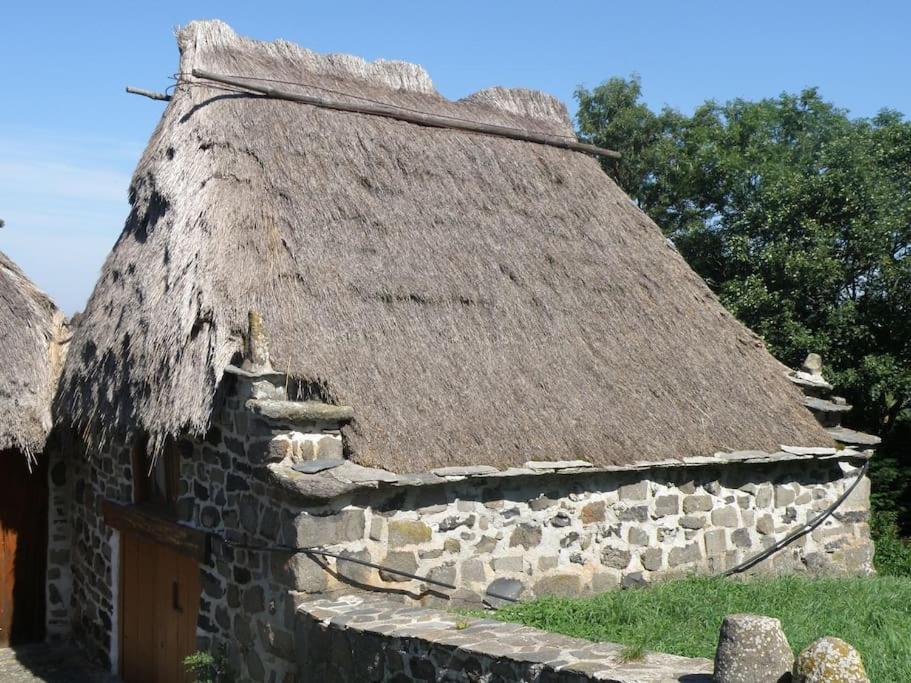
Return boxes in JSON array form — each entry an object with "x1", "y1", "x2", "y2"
[
  {"x1": 68, "y1": 438, "x2": 133, "y2": 669},
  {"x1": 62, "y1": 366, "x2": 873, "y2": 683},
  {"x1": 274, "y1": 460, "x2": 872, "y2": 611},
  {"x1": 45, "y1": 441, "x2": 74, "y2": 641},
  {"x1": 181, "y1": 374, "x2": 871, "y2": 682}
]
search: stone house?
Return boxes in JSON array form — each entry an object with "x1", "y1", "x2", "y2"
[
  {"x1": 50, "y1": 20, "x2": 878, "y2": 682},
  {"x1": 0, "y1": 250, "x2": 67, "y2": 646}
]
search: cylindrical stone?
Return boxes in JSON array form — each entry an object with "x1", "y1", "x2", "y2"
[{"x1": 713, "y1": 613, "x2": 792, "y2": 683}]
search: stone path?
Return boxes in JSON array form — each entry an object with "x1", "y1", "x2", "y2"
[{"x1": 0, "y1": 644, "x2": 120, "y2": 682}]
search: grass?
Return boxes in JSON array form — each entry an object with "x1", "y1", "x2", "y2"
[{"x1": 482, "y1": 576, "x2": 911, "y2": 683}]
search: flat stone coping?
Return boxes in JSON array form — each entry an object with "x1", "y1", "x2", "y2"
[
  {"x1": 298, "y1": 594, "x2": 713, "y2": 682},
  {"x1": 267, "y1": 446, "x2": 870, "y2": 503},
  {"x1": 246, "y1": 398, "x2": 354, "y2": 424},
  {"x1": 787, "y1": 370, "x2": 834, "y2": 391},
  {"x1": 826, "y1": 426, "x2": 881, "y2": 446},
  {"x1": 803, "y1": 396, "x2": 852, "y2": 413}
]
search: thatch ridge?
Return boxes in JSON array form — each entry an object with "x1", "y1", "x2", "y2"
[
  {"x1": 56, "y1": 20, "x2": 831, "y2": 471},
  {"x1": 0, "y1": 251, "x2": 67, "y2": 455}
]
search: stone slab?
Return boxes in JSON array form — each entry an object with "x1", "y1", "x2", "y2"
[
  {"x1": 825, "y1": 427, "x2": 881, "y2": 447},
  {"x1": 524, "y1": 460, "x2": 594, "y2": 471},
  {"x1": 291, "y1": 458, "x2": 345, "y2": 474}
]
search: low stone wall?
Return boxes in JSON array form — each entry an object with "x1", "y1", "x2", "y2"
[{"x1": 295, "y1": 594, "x2": 713, "y2": 682}]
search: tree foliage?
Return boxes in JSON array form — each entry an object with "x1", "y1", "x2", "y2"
[{"x1": 577, "y1": 78, "x2": 911, "y2": 526}]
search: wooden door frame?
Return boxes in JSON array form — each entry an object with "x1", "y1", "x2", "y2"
[{"x1": 103, "y1": 501, "x2": 207, "y2": 680}]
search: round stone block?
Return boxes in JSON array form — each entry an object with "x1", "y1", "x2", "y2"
[
  {"x1": 793, "y1": 636, "x2": 868, "y2": 683},
  {"x1": 713, "y1": 613, "x2": 792, "y2": 683}
]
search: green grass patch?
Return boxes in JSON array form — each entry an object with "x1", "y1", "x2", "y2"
[{"x1": 483, "y1": 576, "x2": 911, "y2": 683}]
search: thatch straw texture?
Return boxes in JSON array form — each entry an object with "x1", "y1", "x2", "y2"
[
  {"x1": 57, "y1": 21, "x2": 831, "y2": 471},
  {"x1": 0, "y1": 251, "x2": 66, "y2": 455}
]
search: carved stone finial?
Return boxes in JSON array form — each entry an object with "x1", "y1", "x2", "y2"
[
  {"x1": 800, "y1": 353, "x2": 823, "y2": 377},
  {"x1": 245, "y1": 310, "x2": 271, "y2": 369}
]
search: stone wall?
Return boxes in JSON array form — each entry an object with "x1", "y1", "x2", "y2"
[
  {"x1": 67, "y1": 438, "x2": 132, "y2": 669},
  {"x1": 61, "y1": 366, "x2": 873, "y2": 682},
  {"x1": 45, "y1": 441, "x2": 74, "y2": 641},
  {"x1": 296, "y1": 593, "x2": 714, "y2": 682},
  {"x1": 278, "y1": 457, "x2": 871, "y2": 609}
]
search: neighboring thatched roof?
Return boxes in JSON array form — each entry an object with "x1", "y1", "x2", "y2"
[
  {"x1": 0, "y1": 250, "x2": 67, "y2": 455},
  {"x1": 56, "y1": 20, "x2": 831, "y2": 471}
]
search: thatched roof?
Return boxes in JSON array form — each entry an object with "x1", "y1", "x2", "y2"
[
  {"x1": 56, "y1": 20, "x2": 831, "y2": 471},
  {"x1": 0, "y1": 251, "x2": 67, "y2": 455}
]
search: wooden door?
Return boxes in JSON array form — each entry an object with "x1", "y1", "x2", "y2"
[
  {"x1": 0, "y1": 451, "x2": 48, "y2": 646},
  {"x1": 120, "y1": 532, "x2": 201, "y2": 683}
]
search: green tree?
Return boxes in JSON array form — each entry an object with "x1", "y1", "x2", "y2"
[{"x1": 577, "y1": 79, "x2": 911, "y2": 528}]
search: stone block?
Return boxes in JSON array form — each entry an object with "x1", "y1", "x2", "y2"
[
  {"x1": 668, "y1": 542, "x2": 702, "y2": 567},
  {"x1": 755, "y1": 485, "x2": 773, "y2": 508},
  {"x1": 509, "y1": 523, "x2": 542, "y2": 550},
  {"x1": 474, "y1": 535, "x2": 497, "y2": 553},
  {"x1": 704, "y1": 529, "x2": 727, "y2": 556},
  {"x1": 427, "y1": 562, "x2": 456, "y2": 587},
  {"x1": 277, "y1": 553, "x2": 328, "y2": 593},
  {"x1": 621, "y1": 571, "x2": 647, "y2": 589},
  {"x1": 641, "y1": 547, "x2": 663, "y2": 571},
  {"x1": 288, "y1": 509, "x2": 366, "y2": 547},
  {"x1": 388, "y1": 520, "x2": 432, "y2": 546},
  {"x1": 528, "y1": 495, "x2": 555, "y2": 511},
  {"x1": 680, "y1": 515, "x2": 706, "y2": 529},
  {"x1": 369, "y1": 516, "x2": 384, "y2": 541},
  {"x1": 438, "y1": 515, "x2": 475, "y2": 532},
  {"x1": 336, "y1": 549, "x2": 373, "y2": 585},
  {"x1": 314, "y1": 434, "x2": 343, "y2": 459},
  {"x1": 653, "y1": 494, "x2": 679, "y2": 517},
  {"x1": 534, "y1": 573, "x2": 582, "y2": 597},
  {"x1": 538, "y1": 556, "x2": 558, "y2": 571},
  {"x1": 731, "y1": 528, "x2": 752, "y2": 548},
  {"x1": 793, "y1": 636, "x2": 869, "y2": 682},
  {"x1": 591, "y1": 570, "x2": 620, "y2": 592},
  {"x1": 842, "y1": 475, "x2": 871, "y2": 511},
  {"x1": 379, "y1": 551, "x2": 418, "y2": 582},
  {"x1": 242, "y1": 585, "x2": 265, "y2": 613},
  {"x1": 711, "y1": 506, "x2": 739, "y2": 528},
  {"x1": 485, "y1": 577, "x2": 526, "y2": 607},
  {"x1": 491, "y1": 556, "x2": 524, "y2": 573},
  {"x1": 756, "y1": 514, "x2": 774, "y2": 535},
  {"x1": 714, "y1": 614, "x2": 792, "y2": 683},
  {"x1": 550, "y1": 512, "x2": 572, "y2": 527},
  {"x1": 683, "y1": 495, "x2": 713, "y2": 513},
  {"x1": 581, "y1": 501, "x2": 605, "y2": 524},
  {"x1": 461, "y1": 559, "x2": 487, "y2": 583},
  {"x1": 601, "y1": 546, "x2": 632, "y2": 570},
  {"x1": 618, "y1": 505, "x2": 649, "y2": 522},
  {"x1": 627, "y1": 527, "x2": 649, "y2": 546},
  {"x1": 775, "y1": 485, "x2": 796, "y2": 507},
  {"x1": 618, "y1": 481, "x2": 648, "y2": 501}
]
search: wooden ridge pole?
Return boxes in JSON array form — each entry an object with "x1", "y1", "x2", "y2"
[{"x1": 190, "y1": 68, "x2": 621, "y2": 160}]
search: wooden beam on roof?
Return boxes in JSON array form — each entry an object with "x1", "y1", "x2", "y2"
[{"x1": 190, "y1": 68, "x2": 621, "y2": 160}]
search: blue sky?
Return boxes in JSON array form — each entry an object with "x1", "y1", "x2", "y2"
[{"x1": 2, "y1": 1, "x2": 909, "y2": 313}]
